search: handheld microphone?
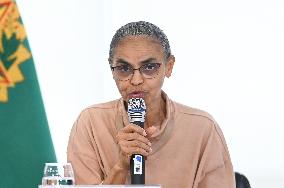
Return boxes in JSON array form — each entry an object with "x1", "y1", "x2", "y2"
[{"x1": 127, "y1": 98, "x2": 146, "y2": 185}]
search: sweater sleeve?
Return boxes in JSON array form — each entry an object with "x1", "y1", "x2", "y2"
[
  {"x1": 67, "y1": 109, "x2": 103, "y2": 185},
  {"x1": 196, "y1": 122, "x2": 236, "y2": 188}
]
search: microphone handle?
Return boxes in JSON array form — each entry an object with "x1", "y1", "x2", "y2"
[
  {"x1": 130, "y1": 121, "x2": 145, "y2": 184},
  {"x1": 130, "y1": 154, "x2": 145, "y2": 184}
]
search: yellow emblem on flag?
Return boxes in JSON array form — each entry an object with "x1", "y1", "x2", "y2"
[{"x1": 0, "y1": 0, "x2": 31, "y2": 102}]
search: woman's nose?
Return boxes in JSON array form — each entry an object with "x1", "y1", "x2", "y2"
[{"x1": 130, "y1": 69, "x2": 144, "y2": 85}]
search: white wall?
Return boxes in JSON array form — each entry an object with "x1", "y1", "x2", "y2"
[{"x1": 17, "y1": 0, "x2": 284, "y2": 187}]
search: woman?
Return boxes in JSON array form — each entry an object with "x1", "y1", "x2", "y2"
[{"x1": 67, "y1": 21, "x2": 235, "y2": 188}]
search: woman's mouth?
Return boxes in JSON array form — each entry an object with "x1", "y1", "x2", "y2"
[{"x1": 128, "y1": 91, "x2": 145, "y2": 99}]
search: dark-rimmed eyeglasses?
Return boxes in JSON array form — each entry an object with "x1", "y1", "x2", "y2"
[{"x1": 110, "y1": 63, "x2": 162, "y2": 81}]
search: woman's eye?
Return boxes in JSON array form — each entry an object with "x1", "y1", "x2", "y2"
[
  {"x1": 118, "y1": 65, "x2": 130, "y2": 72},
  {"x1": 144, "y1": 64, "x2": 156, "y2": 70}
]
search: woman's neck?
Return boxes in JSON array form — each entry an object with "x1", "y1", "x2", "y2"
[{"x1": 144, "y1": 96, "x2": 166, "y2": 129}]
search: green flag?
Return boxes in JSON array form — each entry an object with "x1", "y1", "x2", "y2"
[{"x1": 0, "y1": 1, "x2": 56, "y2": 187}]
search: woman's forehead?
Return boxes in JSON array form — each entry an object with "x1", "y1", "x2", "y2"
[
  {"x1": 116, "y1": 35, "x2": 162, "y2": 48},
  {"x1": 114, "y1": 36, "x2": 163, "y2": 55}
]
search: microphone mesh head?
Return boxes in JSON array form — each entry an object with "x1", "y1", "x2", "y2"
[{"x1": 127, "y1": 98, "x2": 146, "y2": 123}]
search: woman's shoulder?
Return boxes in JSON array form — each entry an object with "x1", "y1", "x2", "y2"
[
  {"x1": 76, "y1": 99, "x2": 121, "y2": 120},
  {"x1": 172, "y1": 101, "x2": 216, "y2": 124},
  {"x1": 87, "y1": 99, "x2": 120, "y2": 110}
]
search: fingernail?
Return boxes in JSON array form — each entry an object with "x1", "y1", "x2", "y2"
[
  {"x1": 148, "y1": 142, "x2": 151, "y2": 146},
  {"x1": 143, "y1": 130, "x2": 147, "y2": 136},
  {"x1": 149, "y1": 148, "x2": 153, "y2": 153}
]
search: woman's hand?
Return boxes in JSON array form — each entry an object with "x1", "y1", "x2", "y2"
[{"x1": 116, "y1": 123, "x2": 152, "y2": 169}]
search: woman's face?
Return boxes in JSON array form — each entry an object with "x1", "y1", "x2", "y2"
[{"x1": 111, "y1": 36, "x2": 175, "y2": 106}]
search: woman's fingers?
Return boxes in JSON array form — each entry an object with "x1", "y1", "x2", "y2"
[
  {"x1": 118, "y1": 134, "x2": 152, "y2": 157},
  {"x1": 116, "y1": 124, "x2": 150, "y2": 145},
  {"x1": 117, "y1": 132, "x2": 150, "y2": 144},
  {"x1": 120, "y1": 140, "x2": 151, "y2": 153},
  {"x1": 116, "y1": 123, "x2": 152, "y2": 160},
  {"x1": 121, "y1": 145, "x2": 150, "y2": 156},
  {"x1": 145, "y1": 126, "x2": 157, "y2": 138},
  {"x1": 120, "y1": 124, "x2": 147, "y2": 136}
]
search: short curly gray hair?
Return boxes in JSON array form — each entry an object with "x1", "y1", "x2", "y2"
[{"x1": 109, "y1": 21, "x2": 171, "y2": 63}]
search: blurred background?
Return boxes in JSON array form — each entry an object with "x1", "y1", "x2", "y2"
[{"x1": 16, "y1": 0, "x2": 284, "y2": 187}]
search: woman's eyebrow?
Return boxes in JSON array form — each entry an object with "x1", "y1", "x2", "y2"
[
  {"x1": 116, "y1": 58, "x2": 130, "y2": 65},
  {"x1": 115, "y1": 58, "x2": 157, "y2": 66},
  {"x1": 140, "y1": 58, "x2": 157, "y2": 64}
]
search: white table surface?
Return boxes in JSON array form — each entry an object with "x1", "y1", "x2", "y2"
[{"x1": 39, "y1": 185, "x2": 161, "y2": 188}]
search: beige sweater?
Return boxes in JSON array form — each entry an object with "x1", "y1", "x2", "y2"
[{"x1": 67, "y1": 93, "x2": 235, "y2": 188}]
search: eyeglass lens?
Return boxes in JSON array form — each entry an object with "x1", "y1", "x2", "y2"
[{"x1": 112, "y1": 63, "x2": 161, "y2": 81}]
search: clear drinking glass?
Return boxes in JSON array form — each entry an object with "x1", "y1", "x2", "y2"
[{"x1": 41, "y1": 163, "x2": 75, "y2": 185}]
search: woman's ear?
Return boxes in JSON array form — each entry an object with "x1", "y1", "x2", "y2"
[{"x1": 165, "y1": 55, "x2": 175, "y2": 78}]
